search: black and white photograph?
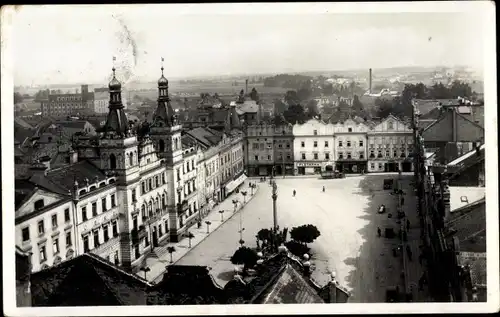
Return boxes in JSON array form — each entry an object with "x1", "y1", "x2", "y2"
[{"x1": 2, "y1": 2, "x2": 498, "y2": 315}]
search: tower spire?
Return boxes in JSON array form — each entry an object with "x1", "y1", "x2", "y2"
[
  {"x1": 153, "y1": 58, "x2": 175, "y2": 127},
  {"x1": 101, "y1": 59, "x2": 129, "y2": 136}
]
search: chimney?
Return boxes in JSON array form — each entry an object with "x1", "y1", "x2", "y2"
[
  {"x1": 369, "y1": 68, "x2": 372, "y2": 94},
  {"x1": 30, "y1": 159, "x2": 50, "y2": 176},
  {"x1": 245, "y1": 79, "x2": 249, "y2": 95},
  {"x1": 328, "y1": 272, "x2": 338, "y2": 303}
]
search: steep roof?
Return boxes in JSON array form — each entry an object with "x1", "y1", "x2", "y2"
[
  {"x1": 31, "y1": 253, "x2": 149, "y2": 306},
  {"x1": 148, "y1": 265, "x2": 224, "y2": 305},
  {"x1": 44, "y1": 160, "x2": 107, "y2": 192},
  {"x1": 446, "y1": 197, "x2": 486, "y2": 253},
  {"x1": 185, "y1": 127, "x2": 222, "y2": 147}
]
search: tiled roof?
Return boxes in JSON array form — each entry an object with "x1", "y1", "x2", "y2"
[
  {"x1": 148, "y1": 265, "x2": 224, "y2": 305},
  {"x1": 259, "y1": 264, "x2": 325, "y2": 303},
  {"x1": 457, "y1": 253, "x2": 487, "y2": 287},
  {"x1": 413, "y1": 99, "x2": 441, "y2": 116},
  {"x1": 186, "y1": 127, "x2": 222, "y2": 147},
  {"x1": 446, "y1": 197, "x2": 486, "y2": 253},
  {"x1": 14, "y1": 179, "x2": 38, "y2": 209},
  {"x1": 31, "y1": 253, "x2": 149, "y2": 306},
  {"x1": 236, "y1": 101, "x2": 259, "y2": 113},
  {"x1": 448, "y1": 187, "x2": 486, "y2": 212},
  {"x1": 45, "y1": 160, "x2": 107, "y2": 192}
]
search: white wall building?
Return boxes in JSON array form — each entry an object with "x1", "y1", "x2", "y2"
[
  {"x1": 292, "y1": 118, "x2": 335, "y2": 175},
  {"x1": 332, "y1": 118, "x2": 370, "y2": 173},
  {"x1": 93, "y1": 88, "x2": 109, "y2": 114}
]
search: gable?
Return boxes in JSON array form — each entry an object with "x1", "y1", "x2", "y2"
[
  {"x1": 371, "y1": 115, "x2": 411, "y2": 132},
  {"x1": 422, "y1": 113, "x2": 454, "y2": 142},
  {"x1": 16, "y1": 188, "x2": 66, "y2": 217}
]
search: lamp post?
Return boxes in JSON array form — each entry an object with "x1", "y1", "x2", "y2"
[{"x1": 140, "y1": 266, "x2": 150, "y2": 280}]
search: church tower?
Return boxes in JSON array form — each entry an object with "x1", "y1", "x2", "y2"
[{"x1": 149, "y1": 61, "x2": 185, "y2": 242}]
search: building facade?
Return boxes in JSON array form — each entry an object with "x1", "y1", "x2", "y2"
[
  {"x1": 272, "y1": 124, "x2": 294, "y2": 176},
  {"x1": 293, "y1": 119, "x2": 335, "y2": 175},
  {"x1": 332, "y1": 118, "x2": 369, "y2": 173},
  {"x1": 245, "y1": 123, "x2": 275, "y2": 176},
  {"x1": 40, "y1": 85, "x2": 94, "y2": 118},
  {"x1": 366, "y1": 115, "x2": 414, "y2": 173},
  {"x1": 93, "y1": 88, "x2": 109, "y2": 114}
]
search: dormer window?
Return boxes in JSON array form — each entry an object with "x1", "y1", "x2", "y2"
[
  {"x1": 348, "y1": 127, "x2": 352, "y2": 132},
  {"x1": 34, "y1": 199, "x2": 45, "y2": 210},
  {"x1": 388, "y1": 121, "x2": 394, "y2": 130}
]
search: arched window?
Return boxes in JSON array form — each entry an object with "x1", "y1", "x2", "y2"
[
  {"x1": 148, "y1": 201, "x2": 153, "y2": 216},
  {"x1": 141, "y1": 204, "x2": 146, "y2": 218},
  {"x1": 109, "y1": 154, "x2": 117, "y2": 169},
  {"x1": 174, "y1": 138, "x2": 178, "y2": 150},
  {"x1": 129, "y1": 153, "x2": 133, "y2": 166},
  {"x1": 162, "y1": 193, "x2": 166, "y2": 208},
  {"x1": 159, "y1": 140, "x2": 165, "y2": 152},
  {"x1": 155, "y1": 197, "x2": 159, "y2": 212}
]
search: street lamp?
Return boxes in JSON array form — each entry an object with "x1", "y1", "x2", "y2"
[
  {"x1": 219, "y1": 209, "x2": 225, "y2": 222},
  {"x1": 140, "y1": 266, "x2": 150, "y2": 280},
  {"x1": 272, "y1": 180, "x2": 278, "y2": 232}
]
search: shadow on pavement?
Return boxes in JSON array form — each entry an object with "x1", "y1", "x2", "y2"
[
  {"x1": 343, "y1": 174, "x2": 408, "y2": 303},
  {"x1": 216, "y1": 270, "x2": 237, "y2": 283}
]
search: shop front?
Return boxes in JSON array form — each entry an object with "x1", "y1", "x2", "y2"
[
  {"x1": 335, "y1": 160, "x2": 368, "y2": 173},
  {"x1": 225, "y1": 172, "x2": 248, "y2": 196},
  {"x1": 295, "y1": 162, "x2": 323, "y2": 175}
]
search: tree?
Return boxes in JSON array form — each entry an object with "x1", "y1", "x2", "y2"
[
  {"x1": 230, "y1": 246, "x2": 258, "y2": 275},
  {"x1": 305, "y1": 99, "x2": 319, "y2": 118},
  {"x1": 374, "y1": 98, "x2": 394, "y2": 118},
  {"x1": 285, "y1": 240, "x2": 311, "y2": 258},
  {"x1": 284, "y1": 90, "x2": 300, "y2": 106},
  {"x1": 14, "y1": 92, "x2": 24, "y2": 104},
  {"x1": 322, "y1": 83, "x2": 334, "y2": 95},
  {"x1": 185, "y1": 232, "x2": 195, "y2": 248},
  {"x1": 273, "y1": 99, "x2": 287, "y2": 115},
  {"x1": 167, "y1": 246, "x2": 176, "y2": 263},
  {"x1": 449, "y1": 80, "x2": 473, "y2": 98},
  {"x1": 352, "y1": 95, "x2": 365, "y2": 116},
  {"x1": 283, "y1": 104, "x2": 308, "y2": 124},
  {"x1": 205, "y1": 220, "x2": 211, "y2": 234},
  {"x1": 249, "y1": 87, "x2": 259, "y2": 102},
  {"x1": 290, "y1": 224, "x2": 321, "y2": 246},
  {"x1": 257, "y1": 228, "x2": 272, "y2": 242}
]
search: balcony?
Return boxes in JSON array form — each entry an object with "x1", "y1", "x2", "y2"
[{"x1": 131, "y1": 225, "x2": 147, "y2": 244}]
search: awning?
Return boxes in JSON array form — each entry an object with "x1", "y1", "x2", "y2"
[{"x1": 225, "y1": 173, "x2": 248, "y2": 194}]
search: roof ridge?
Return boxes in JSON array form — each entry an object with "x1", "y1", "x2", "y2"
[{"x1": 84, "y1": 253, "x2": 152, "y2": 286}]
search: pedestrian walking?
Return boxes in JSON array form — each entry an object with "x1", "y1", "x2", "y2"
[
  {"x1": 293, "y1": 189, "x2": 296, "y2": 197},
  {"x1": 377, "y1": 227, "x2": 381, "y2": 237},
  {"x1": 406, "y1": 219, "x2": 410, "y2": 231},
  {"x1": 322, "y1": 186, "x2": 325, "y2": 192},
  {"x1": 406, "y1": 245, "x2": 413, "y2": 261}
]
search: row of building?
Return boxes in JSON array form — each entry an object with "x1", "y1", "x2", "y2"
[
  {"x1": 39, "y1": 85, "x2": 124, "y2": 117},
  {"x1": 244, "y1": 115, "x2": 414, "y2": 176},
  {"x1": 15, "y1": 66, "x2": 245, "y2": 275}
]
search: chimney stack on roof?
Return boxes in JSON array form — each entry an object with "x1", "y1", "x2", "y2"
[{"x1": 369, "y1": 68, "x2": 372, "y2": 94}]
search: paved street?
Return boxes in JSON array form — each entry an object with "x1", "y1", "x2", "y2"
[
  {"x1": 175, "y1": 173, "x2": 417, "y2": 302},
  {"x1": 136, "y1": 180, "x2": 260, "y2": 283}
]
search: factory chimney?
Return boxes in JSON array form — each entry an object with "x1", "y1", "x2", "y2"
[
  {"x1": 369, "y1": 68, "x2": 372, "y2": 94},
  {"x1": 245, "y1": 79, "x2": 249, "y2": 95}
]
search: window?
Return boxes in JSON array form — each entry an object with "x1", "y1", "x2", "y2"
[
  {"x1": 314, "y1": 153, "x2": 319, "y2": 160},
  {"x1": 385, "y1": 150, "x2": 390, "y2": 158},
  {"x1": 51, "y1": 214, "x2": 58, "y2": 228},
  {"x1": 111, "y1": 194, "x2": 116, "y2": 207},
  {"x1": 359, "y1": 140, "x2": 364, "y2": 147},
  {"x1": 65, "y1": 231, "x2": 72, "y2": 247},
  {"x1": 162, "y1": 173, "x2": 166, "y2": 184},
  {"x1": 301, "y1": 141, "x2": 305, "y2": 147},
  {"x1": 377, "y1": 151, "x2": 383, "y2": 158},
  {"x1": 22, "y1": 227, "x2": 30, "y2": 242},
  {"x1": 92, "y1": 202, "x2": 97, "y2": 217},
  {"x1": 359, "y1": 152, "x2": 364, "y2": 159},
  {"x1": 145, "y1": 235, "x2": 150, "y2": 247},
  {"x1": 148, "y1": 179, "x2": 153, "y2": 190},
  {"x1": 53, "y1": 238, "x2": 60, "y2": 254},
  {"x1": 401, "y1": 151, "x2": 406, "y2": 158},
  {"x1": 83, "y1": 235, "x2": 90, "y2": 252},
  {"x1": 155, "y1": 176, "x2": 160, "y2": 187},
  {"x1": 347, "y1": 152, "x2": 352, "y2": 159},
  {"x1": 394, "y1": 151, "x2": 398, "y2": 158},
  {"x1": 39, "y1": 245, "x2": 46, "y2": 262},
  {"x1": 267, "y1": 155, "x2": 271, "y2": 160},
  {"x1": 338, "y1": 152, "x2": 344, "y2": 159},
  {"x1": 38, "y1": 220, "x2": 45, "y2": 235},
  {"x1": 132, "y1": 189, "x2": 137, "y2": 202},
  {"x1": 81, "y1": 206, "x2": 87, "y2": 221},
  {"x1": 388, "y1": 121, "x2": 394, "y2": 130},
  {"x1": 347, "y1": 141, "x2": 351, "y2": 147},
  {"x1": 371, "y1": 163, "x2": 375, "y2": 170},
  {"x1": 103, "y1": 225, "x2": 109, "y2": 242},
  {"x1": 34, "y1": 199, "x2": 44, "y2": 210},
  {"x1": 112, "y1": 221, "x2": 118, "y2": 236},
  {"x1": 301, "y1": 153, "x2": 306, "y2": 160},
  {"x1": 348, "y1": 127, "x2": 352, "y2": 132},
  {"x1": 134, "y1": 245, "x2": 140, "y2": 259},
  {"x1": 142, "y1": 182, "x2": 146, "y2": 194},
  {"x1": 313, "y1": 130, "x2": 318, "y2": 135},
  {"x1": 64, "y1": 208, "x2": 70, "y2": 222},
  {"x1": 378, "y1": 163, "x2": 383, "y2": 169},
  {"x1": 313, "y1": 141, "x2": 318, "y2": 147},
  {"x1": 286, "y1": 143, "x2": 290, "y2": 148},
  {"x1": 114, "y1": 251, "x2": 119, "y2": 264},
  {"x1": 254, "y1": 155, "x2": 258, "y2": 161},
  {"x1": 93, "y1": 230, "x2": 100, "y2": 247},
  {"x1": 325, "y1": 141, "x2": 329, "y2": 147},
  {"x1": 164, "y1": 220, "x2": 169, "y2": 232},
  {"x1": 325, "y1": 153, "x2": 330, "y2": 160},
  {"x1": 339, "y1": 140, "x2": 343, "y2": 147}
]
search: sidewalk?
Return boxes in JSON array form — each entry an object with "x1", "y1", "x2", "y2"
[
  {"x1": 138, "y1": 180, "x2": 260, "y2": 283},
  {"x1": 400, "y1": 180, "x2": 432, "y2": 302}
]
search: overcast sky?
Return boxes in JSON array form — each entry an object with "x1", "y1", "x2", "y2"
[{"x1": 9, "y1": 3, "x2": 490, "y2": 86}]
